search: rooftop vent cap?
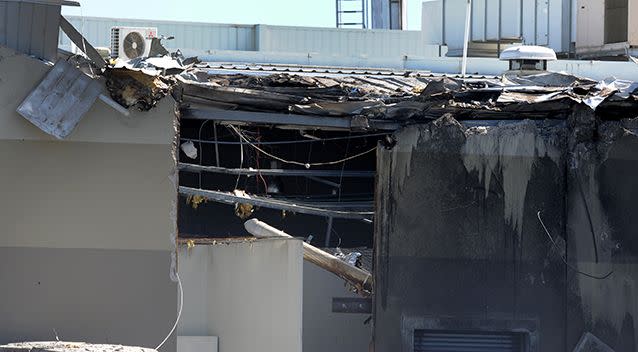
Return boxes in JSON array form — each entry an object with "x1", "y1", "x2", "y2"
[{"x1": 500, "y1": 45, "x2": 557, "y2": 71}]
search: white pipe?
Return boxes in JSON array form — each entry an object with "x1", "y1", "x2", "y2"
[{"x1": 461, "y1": 0, "x2": 472, "y2": 77}]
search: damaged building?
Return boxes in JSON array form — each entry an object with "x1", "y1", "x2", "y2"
[{"x1": 1, "y1": 1, "x2": 638, "y2": 352}]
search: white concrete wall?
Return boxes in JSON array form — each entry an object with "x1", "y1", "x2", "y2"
[
  {"x1": 0, "y1": 45, "x2": 177, "y2": 350},
  {"x1": 177, "y1": 239, "x2": 303, "y2": 352},
  {"x1": 177, "y1": 241, "x2": 371, "y2": 352},
  {"x1": 628, "y1": 0, "x2": 638, "y2": 45}
]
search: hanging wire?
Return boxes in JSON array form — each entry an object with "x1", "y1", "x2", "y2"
[
  {"x1": 228, "y1": 125, "x2": 376, "y2": 168},
  {"x1": 234, "y1": 126, "x2": 244, "y2": 190},
  {"x1": 180, "y1": 132, "x2": 390, "y2": 146},
  {"x1": 338, "y1": 132, "x2": 352, "y2": 201},
  {"x1": 255, "y1": 128, "x2": 268, "y2": 192},
  {"x1": 537, "y1": 211, "x2": 613, "y2": 280},
  {"x1": 197, "y1": 120, "x2": 209, "y2": 189},
  {"x1": 155, "y1": 273, "x2": 183, "y2": 351}
]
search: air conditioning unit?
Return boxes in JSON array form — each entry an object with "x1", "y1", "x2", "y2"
[{"x1": 110, "y1": 26, "x2": 157, "y2": 60}]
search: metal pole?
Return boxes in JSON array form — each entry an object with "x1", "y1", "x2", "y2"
[
  {"x1": 461, "y1": 0, "x2": 472, "y2": 77},
  {"x1": 568, "y1": 0, "x2": 573, "y2": 56},
  {"x1": 442, "y1": 0, "x2": 446, "y2": 44},
  {"x1": 520, "y1": 0, "x2": 524, "y2": 41},
  {"x1": 325, "y1": 217, "x2": 334, "y2": 247},
  {"x1": 362, "y1": 0, "x2": 366, "y2": 28},
  {"x1": 498, "y1": 0, "x2": 502, "y2": 41},
  {"x1": 498, "y1": 0, "x2": 503, "y2": 56},
  {"x1": 534, "y1": 0, "x2": 538, "y2": 45}
]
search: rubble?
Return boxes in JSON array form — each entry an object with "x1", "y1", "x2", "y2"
[{"x1": 0, "y1": 342, "x2": 156, "y2": 352}]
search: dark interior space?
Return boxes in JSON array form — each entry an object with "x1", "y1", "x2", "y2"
[{"x1": 177, "y1": 118, "x2": 384, "y2": 248}]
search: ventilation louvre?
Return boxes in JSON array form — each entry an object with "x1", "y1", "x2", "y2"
[{"x1": 414, "y1": 330, "x2": 525, "y2": 352}]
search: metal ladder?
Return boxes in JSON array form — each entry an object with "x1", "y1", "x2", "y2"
[{"x1": 335, "y1": 0, "x2": 368, "y2": 29}]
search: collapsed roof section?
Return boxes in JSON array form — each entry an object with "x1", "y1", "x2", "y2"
[{"x1": 167, "y1": 63, "x2": 638, "y2": 130}]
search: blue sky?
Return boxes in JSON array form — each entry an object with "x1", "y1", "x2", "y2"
[{"x1": 62, "y1": 0, "x2": 424, "y2": 30}]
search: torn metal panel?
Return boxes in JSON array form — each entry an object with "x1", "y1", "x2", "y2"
[{"x1": 16, "y1": 59, "x2": 102, "y2": 139}]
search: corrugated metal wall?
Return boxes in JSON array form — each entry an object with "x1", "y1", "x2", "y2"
[
  {"x1": 0, "y1": 1, "x2": 60, "y2": 61},
  {"x1": 257, "y1": 25, "x2": 429, "y2": 57},
  {"x1": 422, "y1": 0, "x2": 572, "y2": 54},
  {"x1": 60, "y1": 16, "x2": 432, "y2": 58},
  {"x1": 60, "y1": 17, "x2": 257, "y2": 56}
]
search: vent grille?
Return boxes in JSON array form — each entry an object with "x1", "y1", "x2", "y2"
[
  {"x1": 110, "y1": 28, "x2": 120, "y2": 58},
  {"x1": 414, "y1": 330, "x2": 524, "y2": 352}
]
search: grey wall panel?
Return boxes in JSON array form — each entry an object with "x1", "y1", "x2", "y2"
[
  {"x1": 0, "y1": 1, "x2": 59, "y2": 61},
  {"x1": 471, "y1": 0, "x2": 486, "y2": 41},
  {"x1": 61, "y1": 16, "x2": 429, "y2": 59},
  {"x1": 302, "y1": 261, "x2": 371, "y2": 352},
  {"x1": 0, "y1": 2, "x2": 7, "y2": 45},
  {"x1": 485, "y1": 0, "x2": 499, "y2": 39},
  {"x1": 0, "y1": 246, "x2": 177, "y2": 351},
  {"x1": 522, "y1": 0, "x2": 536, "y2": 44},
  {"x1": 29, "y1": 3, "x2": 46, "y2": 58},
  {"x1": 42, "y1": 3, "x2": 59, "y2": 61},
  {"x1": 17, "y1": 2, "x2": 33, "y2": 53},
  {"x1": 177, "y1": 240, "x2": 303, "y2": 352},
  {"x1": 61, "y1": 17, "x2": 257, "y2": 57},
  {"x1": 6, "y1": 1, "x2": 19, "y2": 49}
]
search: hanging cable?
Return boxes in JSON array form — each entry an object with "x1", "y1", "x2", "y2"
[
  {"x1": 536, "y1": 211, "x2": 613, "y2": 280},
  {"x1": 197, "y1": 120, "x2": 209, "y2": 189},
  {"x1": 338, "y1": 132, "x2": 352, "y2": 201},
  {"x1": 155, "y1": 272, "x2": 184, "y2": 351},
  {"x1": 228, "y1": 125, "x2": 376, "y2": 168},
  {"x1": 234, "y1": 126, "x2": 244, "y2": 189}
]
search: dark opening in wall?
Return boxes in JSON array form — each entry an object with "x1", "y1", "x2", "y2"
[{"x1": 177, "y1": 118, "x2": 383, "y2": 248}]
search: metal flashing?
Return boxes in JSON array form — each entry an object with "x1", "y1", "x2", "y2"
[{"x1": 16, "y1": 60, "x2": 102, "y2": 139}]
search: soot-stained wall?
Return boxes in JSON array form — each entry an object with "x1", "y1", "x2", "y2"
[{"x1": 375, "y1": 112, "x2": 638, "y2": 351}]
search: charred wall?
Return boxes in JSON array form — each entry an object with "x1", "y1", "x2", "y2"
[{"x1": 375, "y1": 111, "x2": 638, "y2": 351}]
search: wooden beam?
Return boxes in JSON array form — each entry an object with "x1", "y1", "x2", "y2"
[{"x1": 244, "y1": 218, "x2": 373, "y2": 295}]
